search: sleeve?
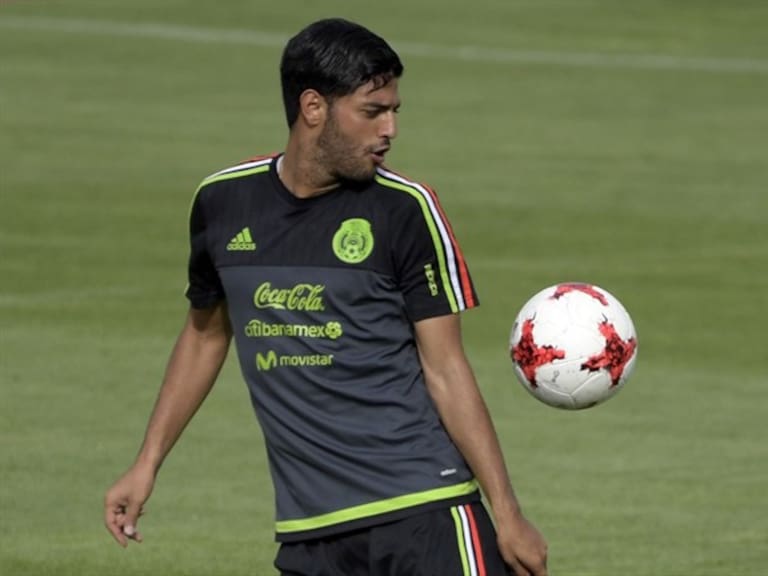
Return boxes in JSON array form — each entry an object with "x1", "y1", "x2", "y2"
[
  {"x1": 184, "y1": 185, "x2": 226, "y2": 308},
  {"x1": 391, "y1": 184, "x2": 479, "y2": 322}
]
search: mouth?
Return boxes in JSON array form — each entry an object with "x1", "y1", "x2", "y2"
[{"x1": 370, "y1": 146, "x2": 390, "y2": 164}]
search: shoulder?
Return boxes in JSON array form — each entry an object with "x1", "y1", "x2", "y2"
[
  {"x1": 192, "y1": 154, "x2": 277, "y2": 211},
  {"x1": 373, "y1": 166, "x2": 449, "y2": 224},
  {"x1": 196, "y1": 154, "x2": 277, "y2": 195},
  {"x1": 188, "y1": 154, "x2": 278, "y2": 222},
  {"x1": 374, "y1": 165, "x2": 439, "y2": 201}
]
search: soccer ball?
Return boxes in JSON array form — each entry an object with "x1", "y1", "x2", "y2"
[{"x1": 509, "y1": 283, "x2": 638, "y2": 410}]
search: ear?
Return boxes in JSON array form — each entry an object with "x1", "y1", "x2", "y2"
[{"x1": 298, "y1": 89, "x2": 327, "y2": 128}]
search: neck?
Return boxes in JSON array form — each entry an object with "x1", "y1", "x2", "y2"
[{"x1": 278, "y1": 140, "x2": 338, "y2": 199}]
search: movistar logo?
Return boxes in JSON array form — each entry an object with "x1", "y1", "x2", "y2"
[
  {"x1": 227, "y1": 227, "x2": 256, "y2": 251},
  {"x1": 245, "y1": 320, "x2": 343, "y2": 340},
  {"x1": 255, "y1": 350, "x2": 334, "y2": 372},
  {"x1": 256, "y1": 351, "x2": 278, "y2": 371},
  {"x1": 253, "y1": 282, "x2": 325, "y2": 311}
]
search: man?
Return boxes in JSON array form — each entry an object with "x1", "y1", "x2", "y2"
[{"x1": 104, "y1": 18, "x2": 548, "y2": 576}]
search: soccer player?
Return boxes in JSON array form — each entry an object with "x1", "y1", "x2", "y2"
[{"x1": 104, "y1": 18, "x2": 548, "y2": 576}]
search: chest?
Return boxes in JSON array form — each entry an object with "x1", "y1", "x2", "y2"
[{"x1": 206, "y1": 188, "x2": 396, "y2": 275}]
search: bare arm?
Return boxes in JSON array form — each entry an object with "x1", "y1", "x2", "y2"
[
  {"x1": 104, "y1": 303, "x2": 232, "y2": 546},
  {"x1": 415, "y1": 314, "x2": 547, "y2": 576}
]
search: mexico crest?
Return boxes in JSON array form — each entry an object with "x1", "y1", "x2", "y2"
[{"x1": 332, "y1": 218, "x2": 374, "y2": 264}]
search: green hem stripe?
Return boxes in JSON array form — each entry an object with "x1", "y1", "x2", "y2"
[{"x1": 275, "y1": 480, "x2": 478, "y2": 534}]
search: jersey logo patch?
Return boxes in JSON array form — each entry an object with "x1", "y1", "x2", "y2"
[
  {"x1": 332, "y1": 218, "x2": 374, "y2": 264},
  {"x1": 424, "y1": 263, "x2": 440, "y2": 296},
  {"x1": 227, "y1": 227, "x2": 256, "y2": 251}
]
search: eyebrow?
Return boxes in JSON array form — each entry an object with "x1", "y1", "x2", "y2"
[{"x1": 362, "y1": 102, "x2": 401, "y2": 112}]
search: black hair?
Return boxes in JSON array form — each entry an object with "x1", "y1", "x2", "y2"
[{"x1": 280, "y1": 18, "x2": 404, "y2": 127}]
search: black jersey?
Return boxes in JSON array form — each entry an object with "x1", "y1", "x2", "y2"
[{"x1": 186, "y1": 154, "x2": 480, "y2": 541}]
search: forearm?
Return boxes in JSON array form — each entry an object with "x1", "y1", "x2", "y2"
[{"x1": 135, "y1": 305, "x2": 232, "y2": 474}]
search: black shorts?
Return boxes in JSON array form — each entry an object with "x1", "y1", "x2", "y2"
[{"x1": 274, "y1": 502, "x2": 511, "y2": 576}]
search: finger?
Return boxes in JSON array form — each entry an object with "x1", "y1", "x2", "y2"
[
  {"x1": 522, "y1": 560, "x2": 547, "y2": 576},
  {"x1": 105, "y1": 511, "x2": 128, "y2": 547},
  {"x1": 104, "y1": 499, "x2": 128, "y2": 547},
  {"x1": 507, "y1": 559, "x2": 531, "y2": 576},
  {"x1": 525, "y1": 554, "x2": 548, "y2": 576},
  {"x1": 123, "y1": 501, "x2": 144, "y2": 544},
  {"x1": 108, "y1": 523, "x2": 128, "y2": 546},
  {"x1": 124, "y1": 524, "x2": 144, "y2": 543}
]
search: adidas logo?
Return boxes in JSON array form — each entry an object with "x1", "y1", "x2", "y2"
[{"x1": 227, "y1": 227, "x2": 256, "y2": 251}]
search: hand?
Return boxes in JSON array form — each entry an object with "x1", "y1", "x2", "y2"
[
  {"x1": 496, "y1": 510, "x2": 548, "y2": 576},
  {"x1": 104, "y1": 464, "x2": 155, "y2": 547}
]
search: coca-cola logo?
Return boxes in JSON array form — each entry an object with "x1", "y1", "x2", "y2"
[{"x1": 253, "y1": 282, "x2": 325, "y2": 311}]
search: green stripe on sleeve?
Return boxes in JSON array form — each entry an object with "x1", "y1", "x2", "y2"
[{"x1": 375, "y1": 175, "x2": 459, "y2": 312}]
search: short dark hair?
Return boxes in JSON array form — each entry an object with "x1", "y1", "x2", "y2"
[{"x1": 280, "y1": 18, "x2": 404, "y2": 127}]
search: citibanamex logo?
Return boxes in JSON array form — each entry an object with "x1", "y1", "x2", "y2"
[
  {"x1": 325, "y1": 321, "x2": 342, "y2": 340},
  {"x1": 253, "y1": 282, "x2": 325, "y2": 311}
]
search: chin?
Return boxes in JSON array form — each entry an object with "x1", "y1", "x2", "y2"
[{"x1": 339, "y1": 165, "x2": 377, "y2": 183}]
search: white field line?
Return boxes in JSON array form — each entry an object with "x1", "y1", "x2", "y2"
[{"x1": 2, "y1": 15, "x2": 768, "y2": 75}]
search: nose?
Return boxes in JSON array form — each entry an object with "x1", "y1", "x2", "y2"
[{"x1": 380, "y1": 111, "x2": 397, "y2": 140}]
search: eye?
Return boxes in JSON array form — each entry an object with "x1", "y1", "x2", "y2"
[{"x1": 361, "y1": 105, "x2": 400, "y2": 118}]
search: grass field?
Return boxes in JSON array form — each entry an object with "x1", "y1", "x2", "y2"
[{"x1": 1, "y1": 1, "x2": 767, "y2": 574}]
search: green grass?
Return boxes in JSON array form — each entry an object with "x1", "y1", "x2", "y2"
[{"x1": 2, "y1": 1, "x2": 767, "y2": 574}]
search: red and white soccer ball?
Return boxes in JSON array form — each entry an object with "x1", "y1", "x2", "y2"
[{"x1": 509, "y1": 283, "x2": 638, "y2": 410}]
